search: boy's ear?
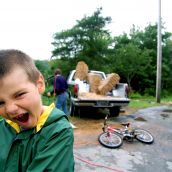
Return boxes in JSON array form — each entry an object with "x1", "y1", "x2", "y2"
[{"x1": 37, "y1": 74, "x2": 45, "y2": 93}]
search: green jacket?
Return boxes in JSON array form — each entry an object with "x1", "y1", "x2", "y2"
[{"x1": 0, "y1": 104, "x2": 74, "y2": 172}]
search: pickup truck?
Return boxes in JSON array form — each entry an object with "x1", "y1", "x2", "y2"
[{"x1": 66, "y1": 70, "x2": 130, "y2": 117}]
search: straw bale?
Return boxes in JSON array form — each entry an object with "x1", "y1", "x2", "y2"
[
  {"x1": 78, "y1": 92, "x2": 107, "y2": 100},
  {"x1": 98, "y1": 73, "x2": 120, "y2": 95},
  {"x1": 74, "y1": 61, "x2": 88, "y2": 80},
  {"x1": 87, "y1": 73, "x2": 101, "y2": 93},
  {"x1": 78, "y1": 92, "x2": 118, "y2": 100}
]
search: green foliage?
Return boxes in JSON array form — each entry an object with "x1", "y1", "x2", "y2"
[
  {"x1": 48, "y1": 59, "x2": 73, "y2": 77},
  {"x1": 162, "y1": 38, "x2": 172, "y2": 92},
  {"x1": 129, "y1": 92, "x2": 144, "y2": 99},
  {"x1": 42, "y1": 95, "x2": 54, "y2": 106},
  {"x1": 35, "y1": 60, "x2": 51, "y2": 80},
  {"x1": 51, "y1": 8, "x2": 112, "y2": 71},
  {"x1": 109, "y1": 43, "x2": 152, "y2": 88},
  {"x1": 111, "y1": 24, "x2": 172, "y2": 95}
]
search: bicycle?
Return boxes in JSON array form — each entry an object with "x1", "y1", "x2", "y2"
[{"x1": 98, "y1": 114, "x2": 154, "y2": 148}]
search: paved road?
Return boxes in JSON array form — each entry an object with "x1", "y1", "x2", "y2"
[{"x1": 74, "y1": 105, "x2": 172, "y2": 172}]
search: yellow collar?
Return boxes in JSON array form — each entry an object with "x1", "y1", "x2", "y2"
[{"x1": 6, "y1": 103, "x2": 55, "y2": 133}]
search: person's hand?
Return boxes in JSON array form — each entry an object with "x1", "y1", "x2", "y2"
[{"x1": 47, "y1": 92, "x2": 51, "y2": 97}]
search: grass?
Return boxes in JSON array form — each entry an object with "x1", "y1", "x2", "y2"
[
  {"x1": 129, "y1": 99, "x2": 159, "y2": 108},
  {"x1": 128, "y1": 94, "x2": 172, "y2": 109}
]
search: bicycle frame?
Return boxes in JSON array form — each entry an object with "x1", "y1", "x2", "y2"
[{"x1": 103, "y1": 114, "x2": 135, "y2": 141}]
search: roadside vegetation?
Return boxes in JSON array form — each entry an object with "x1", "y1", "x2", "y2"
[{"x1": 129, "y1": 93, "x2": 172, "y2": 108}]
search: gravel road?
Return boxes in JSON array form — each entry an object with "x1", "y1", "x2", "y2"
[{"x1": 73, "y1": 105, "x2": 172, "y2": 172}]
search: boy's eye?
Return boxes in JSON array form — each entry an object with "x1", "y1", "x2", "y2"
[
  {"x1": 0, "y1": 101, "x2": 5, "y2": 106},
  {"x1": 16, "y1": 92, "x2": 26, "y2": 98}
]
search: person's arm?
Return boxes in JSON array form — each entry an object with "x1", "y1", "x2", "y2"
[
  {"x1": 26, "y1": 127, "x2": 74, "y2": 172},
  {"x1": 47, "y1": 89, "x2": 55, "y2": 96},
  {"x1": 47, "y1": 77, "x2": 57, "y2": 96}
]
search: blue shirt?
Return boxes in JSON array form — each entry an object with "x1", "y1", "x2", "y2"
[{"x1": 54, "y1": 75, "x2": 68, "y2": 95}]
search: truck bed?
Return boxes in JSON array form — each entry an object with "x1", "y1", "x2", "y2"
[{"x1": 78, "y1": 92, "x2": 127, "y2": 100}]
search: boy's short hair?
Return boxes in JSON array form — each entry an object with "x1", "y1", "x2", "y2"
[
  {"x1": 0, "y1": 49, "x2": 40, "y2": 84},
  {"x1": 54, "y1": 68, "x2": 61, "y2": 75}
]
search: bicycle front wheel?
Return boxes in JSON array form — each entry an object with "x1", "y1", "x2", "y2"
[
  {"x1": 135, "y1": 129, "x2": 154, "y2": 144},
  {"x1": 98, "y1": 132, "x2": 123, "y2": 148}
]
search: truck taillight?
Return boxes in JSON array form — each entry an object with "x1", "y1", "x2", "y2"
[{"x1": 73, "y1": 84, "x2": 79, "y2": 95}]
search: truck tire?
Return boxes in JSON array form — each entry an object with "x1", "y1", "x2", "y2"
[{"x1": 109, "y1": 107, "x2": 120, "y2": 117}]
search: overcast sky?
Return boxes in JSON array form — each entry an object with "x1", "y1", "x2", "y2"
[{"x1": 0, "y1": 0, "x2": 171, "y2": 60}]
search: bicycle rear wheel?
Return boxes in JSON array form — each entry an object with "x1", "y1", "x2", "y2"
[
  {"x1": 135, "y1": 129, "x2": 154, "y2": 144},
  {"x1": 98, "y1": 132, "x2": 123, "y2": 148}
]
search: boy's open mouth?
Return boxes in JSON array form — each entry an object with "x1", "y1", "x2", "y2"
[{"x1": 14, "y1": 113, "x2": 29, "y2": 123}]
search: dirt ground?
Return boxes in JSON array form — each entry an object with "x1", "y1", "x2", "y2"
[
  {"x1": 70, "y1": 102, "x2": 172, "y2": 148},
  {"x1": 73, "y1": 104, "x2": 172, "y2": 172},
  {"x1": 69, "y1": 107, "x2": 138, "y2": 148}
]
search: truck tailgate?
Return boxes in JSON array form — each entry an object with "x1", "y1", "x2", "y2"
[
  {"x1": 72, "y1": 92, "x2": 130, "y2": 107},
  {"x1": 78, "y1": 92, "x2": 128, "y2": 101}
]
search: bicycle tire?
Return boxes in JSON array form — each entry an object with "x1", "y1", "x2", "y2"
[
  {"x1": 98, "y1": 132, "x2": 123, "y2": 148},
  {"x1": 135, "y1": 129, "x2": 154, "y2": 144}
]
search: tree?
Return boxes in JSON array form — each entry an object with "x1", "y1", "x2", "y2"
[
  {"x1": 51, "y1": 8, "x2": 112, "y2": 70},
  {"x1": 130, "y1": 24, "x2": 172, "y2": 94},
  {"x1": 111, "y1": 24, "x2": 172, "y2": 95},
  {"x1": 109, "y1": 43, "x2": 151, "y2": 90},
  {"x1": 35, "y1": 60, "x2": 51, "y2": 80},
  {"x1": 161, "y1": 38, "x2": 172, "y2": 92}
]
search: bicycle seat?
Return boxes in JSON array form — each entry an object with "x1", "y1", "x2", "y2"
[{"x1": 121, "y1": 122, "x2": 130, "y2": 127}]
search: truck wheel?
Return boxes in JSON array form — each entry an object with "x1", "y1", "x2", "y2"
[
  {"x1": 109, "y1": 107, "x2": 120, "y2": 117},
  {"x1": 73, "y1": 106, "x2": 80, "y2": 116}
]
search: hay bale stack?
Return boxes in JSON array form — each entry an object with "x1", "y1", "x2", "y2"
[
  {"x1": 74, "y1": 61, "x2": 88, "y2": 81},
  {"x1": 98, "y1": 73, "x2": 120, "y2": 95},
  {"x1": 87, "y1": 73, "x2": 101, "y2": 93}
]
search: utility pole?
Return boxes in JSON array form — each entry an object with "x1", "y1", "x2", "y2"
[{"x1": 156, "y1": 0, "x2": 162, "y2": 103}]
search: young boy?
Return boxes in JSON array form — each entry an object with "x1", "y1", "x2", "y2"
[{"x1": 0, "y1": 49, "x2": 74, "y2": 171}]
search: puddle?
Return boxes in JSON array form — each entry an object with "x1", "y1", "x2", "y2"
[
  {"x1": 162, "y1": 109, "x2": 172, "y2": 113},
  {"x1": 134, "y1": 116, "x2": 147, "y2": 121},
  {"x1": 160, "y1": 109, "x2": 171, "y2": 119},
  {"x1": 160, "y1": 113, "x2": 169, "y2": 119}
]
